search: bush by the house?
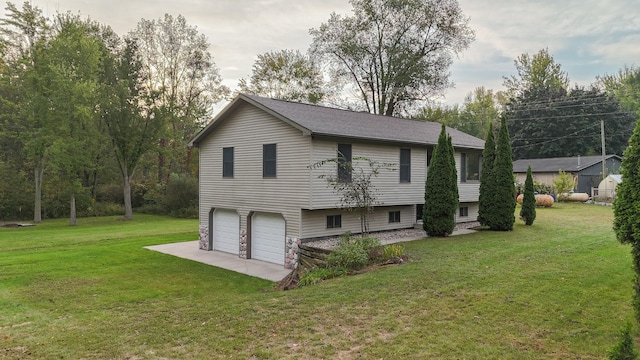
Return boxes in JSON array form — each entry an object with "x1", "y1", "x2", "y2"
[
  {"x1": 283, "y1": 232, "x2": 409, "y2": 290},
  {"x1": 326, "y1": 234, "x2": 381, "y2": 270},
  {"x1": 367, "y1": 243, "x2": 406, "y2": 263}
]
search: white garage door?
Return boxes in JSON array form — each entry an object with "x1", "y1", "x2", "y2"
[
  {"x1": 252, "y1": 213, "x2": 285, "y2": 265},
  {"x1": 213, "y1": 209, "x2": 239, "y2": 255}
]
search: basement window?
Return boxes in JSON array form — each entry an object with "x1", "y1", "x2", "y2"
[{"x1": 327, "y1": 215, "x2": 342, "y2": 229}]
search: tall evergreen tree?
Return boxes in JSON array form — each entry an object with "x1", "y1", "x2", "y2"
[
  {"x1": 478, "y1": 124, "x2": 495, "y2": 226},
  {"x1": 424, "y1": 124, "x2": 458, "y2": 236},
  {"x1": 486, "y1": 116, "x2": 515, "y2": 230},
  {"x1": 520, "y1": 165, "x2": 536, "y2": 225},
  {"x1": 613, "y1": 116, "x2": 640, "y2": 323}
]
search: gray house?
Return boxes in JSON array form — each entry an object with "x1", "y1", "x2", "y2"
[
  {"x1": 513, "y1": 155, "x2": 622, "y2": 194},
  {"x1": 189, "y1": 94, "x2": 484, "y2": 268}
]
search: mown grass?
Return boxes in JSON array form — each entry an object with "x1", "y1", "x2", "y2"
[{"x1": 0, "y1": 205, "x2": 635, "y2": 359}]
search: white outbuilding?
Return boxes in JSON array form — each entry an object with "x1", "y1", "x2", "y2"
[{"x1": 597, "y1": 174, "x2": 622, "y2": 200}]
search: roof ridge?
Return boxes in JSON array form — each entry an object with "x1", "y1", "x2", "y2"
[{"x1": 241, "y1": 93, "x2": 440, "y2": 126}]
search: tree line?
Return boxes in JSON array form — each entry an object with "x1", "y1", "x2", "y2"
[
  {"x1": 1, "y1": 0, "x2": 640, "y2": 223},
  {"x1": 0, "y1": 0, "x2": 478, "y2": 222},
  {"x1": 0, "y1": 3, "x2": 228, "y2": 222}
]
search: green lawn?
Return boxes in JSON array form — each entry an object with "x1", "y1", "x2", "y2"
[{"x1": 0, "y1": 206, "x2": 635, "y2": 359}]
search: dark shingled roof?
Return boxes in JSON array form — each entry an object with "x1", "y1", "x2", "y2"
[
  {"x1": 513, "y1": 155, "x2": 622, "y2": 173},
  {"x1": 190, "y1": 94, "x2": 485, "y2": 149}
]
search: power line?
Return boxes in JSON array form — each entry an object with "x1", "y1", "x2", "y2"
[
  {"x1": 510, "y1": 122, "x2": 603, "y2": 150},
  {"x1": 511, "y1": 131, "x2": 633, "y2": 142},
  {"x1": 506, "y1": 110, "x2": 635, "y2": 123}
]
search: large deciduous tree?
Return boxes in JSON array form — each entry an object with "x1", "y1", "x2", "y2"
[
  {"x1": 100, "y1": 38, "x2": 164, "y2": 220},
  {"x1": 601, "y1": 65, "x2": 640, "y2": 117},
  {"x1": 423, "y1": 124, "x2": 458, "y2": 236},
  {"x1": 503, "y1": 48, "x2": 569, "y2": 98},
  {"x1": 44, "y1": 14, "x2": 108, "y2": 225},
  {"x1": 0, "y1": 2, "x2": 50, "y2": 222},
  {"x1": 458, "y1": 87, "x2": 501, "y2": 140},
  {"x1": 414, "y1": 87, "x2": 501, "y2": 140},
  {"x1": 310, "y1": 0, "x2": 474, "y2": 116},
  {"x1": 130, "y1": 14, "x2": 229, "y2": 182},
  {"x1": 238, "y1": 49, "x2": 327, "y2": 104}
]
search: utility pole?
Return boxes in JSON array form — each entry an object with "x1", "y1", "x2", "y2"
[{"x1": 601, "y1": 119, "x2": 606, "y2": 178}]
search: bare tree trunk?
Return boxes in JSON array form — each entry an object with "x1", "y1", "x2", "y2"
[
  {"x1": 34, "y1": 159, "x2": 44, "y2": 223},
  {"x1": 122, "y1": 165, "x2": 133, "y2": 220},
  {"x1": 70, "y1": 193, "x2": 76, "y2": 226}
]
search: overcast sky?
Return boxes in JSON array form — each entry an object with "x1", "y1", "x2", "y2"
[{"x1": 22, "y1": 0, "x2": 640, "y2": 107}]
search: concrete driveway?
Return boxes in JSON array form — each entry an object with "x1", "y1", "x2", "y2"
[
  {"x1": 144, "y1": 227, "x2": 476, "y2": 282},
  {"x1": 144, "y1": 241, "x2": 292, "y2": 282}
]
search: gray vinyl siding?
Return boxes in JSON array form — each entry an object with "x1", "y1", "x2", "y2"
[
  {"x1": 198, "y1": 104, "x2": 481, "y2": 239},
  {"x1": 309, "y1": 139, "x2": 427, "y2": 209},
  {"x1": 301, "y1": 205, "x2": 415, "y2": 239},
  {"x1": 198, "y1": 103, "x2": 310, "y2": 237},
  {"x1": 456, "y1": 202, "x2": 479, "y2": 223}
]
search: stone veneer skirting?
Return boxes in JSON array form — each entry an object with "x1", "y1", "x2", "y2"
[
  {"x1": 285, "y1": 236, "x2": 300, "y2": 270},
  {"x1": 239, "y1": 229, "x2": 247, "y2": 259},
  {"x1": 199, "y1": 224, "x2": 209, "y2": 250}
]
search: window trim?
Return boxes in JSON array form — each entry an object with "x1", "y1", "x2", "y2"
[
  {"x1": 459, "y1": 206, "x2": 469, "y2": 217},
  {"x1": 400, "y1": 148, "x2": 411, "y2": 183},
  {"x1": 326, "y1": 214, "x2": 342, "y2": 229},
  {"x1": 262, "y1": 143, "x2": 277, "y2": 178},
  {"x1": 223, "y1": 147, "x2": 234, "y2": 178},
  {"x1": 337, "y1": 143, "x2": 352, "y2": 183},
  {"x1": 389, "y1": 210, "x2": 401, "y2": 223},
  {"x1": 460, "y1": 153, "x2": 467, "y2": 183},
  {"x1": 461, "y1": 152, "x2": 481, "y2": 183}
]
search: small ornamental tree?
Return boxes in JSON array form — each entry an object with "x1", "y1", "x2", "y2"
[
  {"x1": 310, "y1": 156, "x2": 394, "y2": 235},
  {"x1": 478, "y1": 124, "x2": 496, "y2": 226},
  {"x1": 552, "y1": 169, "x2": 575, "y2": 198},
  {"x1": 614, "y1": 117, "x2": 640, "y2": 323},
  {"x1": 520, "y1": 165, "x2": 536, "y2": 225},
  {"x1": 424, "y1": 124, "x2": 458, "y2": 236},
  {"x1": 486, "y1": 116, "x2": 516, "y2": 231}
]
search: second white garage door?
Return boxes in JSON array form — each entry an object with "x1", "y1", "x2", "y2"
[
  {"x1": 213, "y1": 209, "x2": 239, "y2": 255},
  {"x1": 251, "y1": 213, "x2": 285, "y2": 265}
]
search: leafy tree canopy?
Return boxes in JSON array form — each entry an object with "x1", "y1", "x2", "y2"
[
  {"x1": 238, "y1": 49, "x2": 328, "y2": 104},
  {"x1": 503, "y1": 48, "x2": 569, "y2": 99},
  {"x1": 310, "y1": 0, "x2": 474, "y2": 116},
  {"x1": 414, "y1": 87, "x2": 501, "y2": 140}
]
